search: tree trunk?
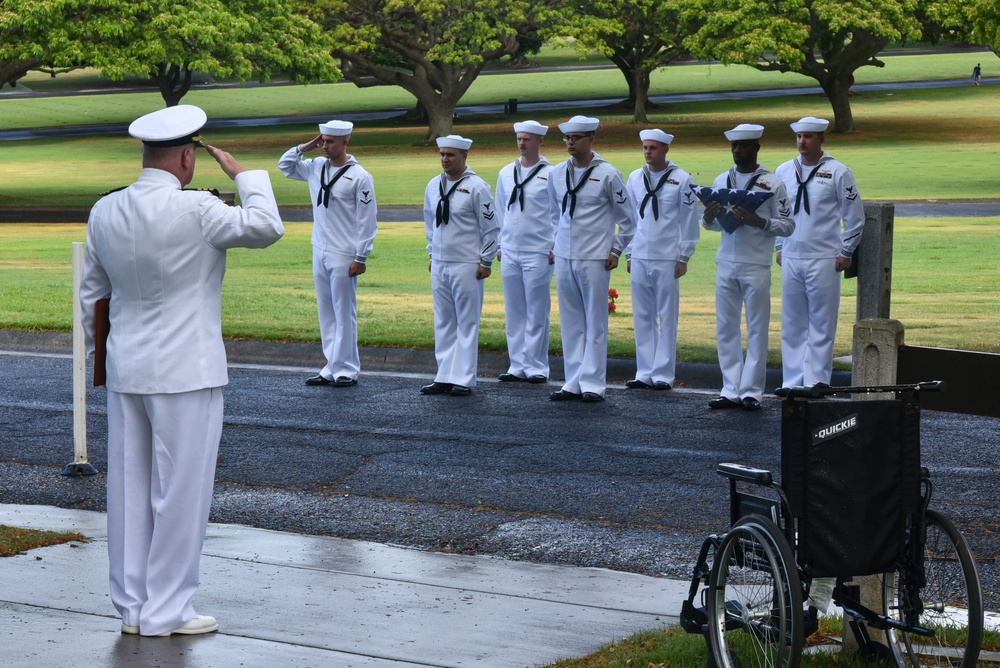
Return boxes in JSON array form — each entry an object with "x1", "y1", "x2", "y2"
[
  {"x1": 422, "y1": 98, "x2": 455, "y2": 143},
  {"x1": 0, "y1": 58, "x2": 38, "y2": 88},
  {"x1": 632, "y1": 68, "x2": 651, "y2": 123},
  {"x1": 609, "y1": 50, "x2": 638, "y2": 106},
  {"x1": 821, "y1": 75, "x2": 856, "y2": 133},
  {"x1": 153, "y1": 63, "x2": 193, "y2": 107}
]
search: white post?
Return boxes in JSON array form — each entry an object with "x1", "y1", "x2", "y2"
[{"x1": 64, "y1": 242, "x2": 98, "y2": 476}]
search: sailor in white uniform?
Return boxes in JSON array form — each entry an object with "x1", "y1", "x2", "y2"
[
  {"x1": 774, "y1": 117, "x2": 864, "y2": 387},
  {"x1": 624, "y1": 129, "x2": 700, "y2": 392},
  {"x1": 80, "y1": 105, "x2": 284, "y2": 636},
  {"x1": 702, "y1": 124, "x2": 795, "y2": 410},
  {"x1": 421, "y1": 135, "x2": 500, "y2": 396},
  {"x1": 546, "y1": 116, "x2": 637, "y2": 403},
  {"x1": 494, "y1": 120, "x2": 556, "y2": 384},
  {"x1": 279, "y1": 120, "x2": 378, "y2": 387}
]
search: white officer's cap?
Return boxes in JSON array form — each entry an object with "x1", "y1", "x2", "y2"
[
  {"x1": 639, "y1": 129, "x2": 674, "y2": 145},
  {"x1": 724, "y1": 123, "x2": 764, "y2": 141},
  {"x1": 318, "y1": 120, "x2": 354, "y2": 136},
  {"x1": 128, "y1": 105, "x2": 207, "y2": 147},
  {"x1": 513, "y1": 120, "x2": 549, "y2": 136},
  {"x1": 558, "y1": 116, "x2": 600, "y2": 134},
  {"x1": 436, "y1": 134, "x2": 473, "y2": 150},
  {"x1": 790, "y1": 116, "x2": 830, "y2": 133}
]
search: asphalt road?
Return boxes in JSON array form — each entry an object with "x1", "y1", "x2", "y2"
[{"x1": 1, "y1": 348, "x2": 998, "y2": 611}]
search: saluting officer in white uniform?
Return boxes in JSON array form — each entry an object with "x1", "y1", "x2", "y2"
[
  {"x1": 775, "y1": 117, "x2": 864, "y2": 388},
  {"x1": 494, "y1": 120, "x2": 556, "y2": 384},
  {"x1": 546, "y1": 116, "x2": 637, "y2": 403},
  {"x1": 80, "y1": 106, "x2": 284, "y2": 637},
  {"x1": 279, "y1": 120, "x2": 378, "y2": 387},
  {"x1": 421, "y1": 135, "x2": 500, "y2": 396},
  {"x1": 703, "y1": 124, "x2": 795, "y2": 411},
  {"x1": 624, "y1": 129, "x2": 700, "y2": 392}
]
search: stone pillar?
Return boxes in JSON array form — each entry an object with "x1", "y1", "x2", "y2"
[
  {"x1": 843, "y1": 318, "x2": 904, "y2": 655},
  {"x1": 855, "y1": 202, "x2": 895, "y2": 321}
]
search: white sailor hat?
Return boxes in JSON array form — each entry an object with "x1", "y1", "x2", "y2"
[
  {"x1": 558, "y1": 115, "x2": 600, "y2": 134},
  {"x1": 318, "y1": 120, "x2": 353, "y2": 136},
  {"x1": 724, "y1": 123, "x2": 764, "y2": 141},
  {"x1": 436, "y1": 134, "x2": 473, "y2": 150},
  {"x1": 513, "y1": 120, "x2": 548, "y2": 136},
  {"x1": 790, "y1": 116, "x2": 829, "y2": 133},
  {"x1": 128, "y1": 105, "x2": 207, "y2": 147},
  {"x1": 639, "y1": 129, "x2": 674, "y2": 145}
]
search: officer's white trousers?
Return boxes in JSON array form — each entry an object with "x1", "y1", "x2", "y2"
[
  {"x1": 780, "y1": 256, "x2": 841, "y2": 387},
  {"x1": 314, "y1": 247, "x2": 360, "y2": 380},
  {"x1": 432, "y1": 261, "x2": 484, "y2": 388},
  {"x1": 715, "y1": 259, "x2": 772, "y2": 401},
  {"x1": 501, "y1": 250, "x2": 553, "y2": 378},
  {"x1": 630, "y1": 258, "x2": 680, "y2": 386},
  {"x1": 555, "y1": 257, "x2": 610, "y2": 395},
  {"x1": 106, "y1": 387, "x2": 223, "y2": 636}
]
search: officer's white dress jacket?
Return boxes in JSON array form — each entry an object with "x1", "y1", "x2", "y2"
[
  {"x1": 624, "y1": 163, "x2": 700, "y2": 263},
  {"x1": 278, "y1": 148, "x2": 377, "y2": 262},
  {"x1": 547, "y1": 153, "x2": 637, "y2": 260},
  {"x1": 423, "y1": 168, "x2": 500, "y2": 266},
  {"x1": 494, "y1": 157, "x2": 556, "y2": 254},
  {"x1": 774, "y1": 151, "x2": 864, "y2": 260},
  {"x1": 704, "y1": 166, "x2": 795, "y2": 263},
  {"x1": 80, "y1": 168, "x2": 285, "y2": 394}
]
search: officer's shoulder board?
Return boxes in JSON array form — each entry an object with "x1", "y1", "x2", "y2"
[
  {"x1": 98, "y1": 186, "x2": 129, "y2": 197},
  {"x1": 182, "y1": 187, "x2": 221, "y2": 197}
]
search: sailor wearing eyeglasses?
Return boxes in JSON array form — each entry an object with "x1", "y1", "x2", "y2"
[{"x1": 546, "y1": 116, "x2": 637, "y2": 403}]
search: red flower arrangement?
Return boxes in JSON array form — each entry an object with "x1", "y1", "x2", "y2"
[{"x1": 608, "y1": 287, "x2": 618, "y2": 313}]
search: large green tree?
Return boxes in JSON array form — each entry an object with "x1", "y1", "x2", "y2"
[
  {"x1": 683, "y1": 0, "x2": 924, "y2": 133},
  {"x1": 303, "y1": 0, "x2": 555, "y2": 142},
  {"x1": 0, "y1": 0, "x2": 88, "y2": 88},
  {"x1": 556, "y1": 0, "x2": 699, "y2": 123},
  {"x1": 84, "y1": 0, "x2": 339, "y2": 106},
  {"x1": 970, "y1": 0, "x2": 1000, "y2": 54}
]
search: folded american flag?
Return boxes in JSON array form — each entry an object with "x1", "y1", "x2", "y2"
[{"x1": 690, "y1": 185, "x2": 774, "y2": 234}]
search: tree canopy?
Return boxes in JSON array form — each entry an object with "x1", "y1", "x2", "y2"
[
  {"x1": 683, "y1": 0, "x2": 925, "y2": 133},
  {"x1": 303, "y1": 0, "x2": 555, "y2": 142},
  {"x1": 83, "y1": 0, "x2": 339, "y2": 106},
  {"x1": 0, "y1": 0, "x2": 89, "y2": 88},
  {"x1": 555, "y1": 0, "x2": 699, "y2": 123}
]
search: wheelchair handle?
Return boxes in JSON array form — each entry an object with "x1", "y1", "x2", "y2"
[{"x1": 775, "y1": 380, "x2": 946, "y2": 399}]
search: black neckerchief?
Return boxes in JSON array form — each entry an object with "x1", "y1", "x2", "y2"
[
  {"x1": 507, "y1": 162, "x2": 546, "y2": 210},
  {"x1": 436, "y1": 174, "x2": 470, "y2": 227},
  {"x1": 793, "y1": 159, "x2": 828, "y2": 215},
  {"x1": 562, "y1": 163, "x2": 598, "y2": 217},
  {"x1": 317, "y1": 161, "x2": 353, "y2": 208},
  {"x1": 639, "y1": 166, "x2": 675, "y2": 220},
  {"x1": 726, "y1": 167, "x2": 764, "y2": 192}
]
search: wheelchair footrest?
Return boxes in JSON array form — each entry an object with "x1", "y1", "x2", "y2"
[{"x1": 679, "y1": 599, "x2": 708, "y2": 634}]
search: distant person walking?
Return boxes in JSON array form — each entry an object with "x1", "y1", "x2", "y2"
[
  {"x1": 494, "y1": 120, "x2": 556, "y2": 384},
  {"x1": 279, "y1": 120, "x2": 378, "y2": 388},
  {"x1": 973, "y1": 63, "x2": 982, "y2": 86}
]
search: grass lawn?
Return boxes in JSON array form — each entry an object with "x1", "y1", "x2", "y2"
[
  {"x1": 0, "y1": 525, "x2": 88, "y2": 557},
  {"x1": 2, "y1": 218, "x2": 997, "y2": 365}
]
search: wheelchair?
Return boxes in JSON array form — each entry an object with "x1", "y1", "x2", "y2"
[{"x1": 680, "y1": 381, "x2": 984, "y2": 667}]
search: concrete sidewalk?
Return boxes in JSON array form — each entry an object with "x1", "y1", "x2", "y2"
[{"x1": 0, "y1": 504, "x2": 689, "y2": 668}]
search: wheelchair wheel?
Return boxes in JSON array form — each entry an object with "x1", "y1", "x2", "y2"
[
  {"x1": 708, "y1": 521, "x2": 803, "y2": 668},
  {"x1": 882, "y1": 509, "x2": 984, "y2": 667}
]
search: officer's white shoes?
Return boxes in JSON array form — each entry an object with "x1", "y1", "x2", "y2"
[
  {"x1": 155, "y1": 614, "x2": 219, "y2": 637},
  {"x1": 121, "y1": 623, "x2": 139, "y2": 634}
]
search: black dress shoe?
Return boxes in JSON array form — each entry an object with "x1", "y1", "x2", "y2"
[
  {"x1": 741, "y1": 397, "x2": 762, "y2": 411},
  {"x1": 708, "y1": 396, "x2": 740, "y2": 410},
  {"x1": 527, "y1": 375, "x2": 547, "y2": 384},
  {"x1": 333, "y1": 376, "x2": 358, "y2": 387},
  {"x1": 653, "y1": 381, "x2": 672, "y2": 391},
  {"x1": 625, "y1": 379, "x2": 652, "y2": 389},
  {"x1": 498, "y1": 373, "x2": 523, "y2": 382},
  {"x1": 549, "y1": 390, "x2": 582, "y2": 402},
  {"x1": 305, "y1": 374, "x2": 334, "y2": 386},
  {"x1": 581, "y1": 392, "x2": 604, "y2": 403},
  {"x1": 449, "y1": 385, "x2": 471, "y2": 396},
  {"x1": 420, "y1": 382, "x2": 453, "y2": 395}
]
